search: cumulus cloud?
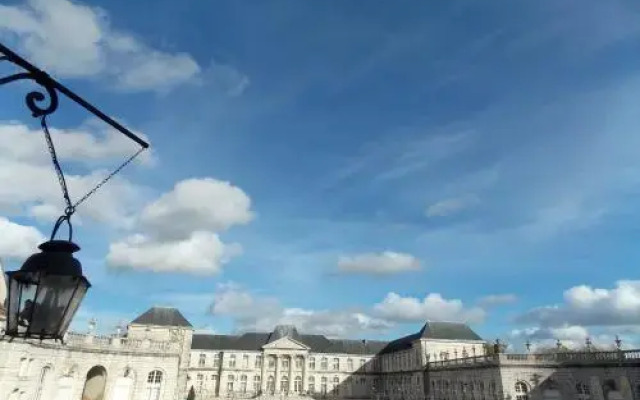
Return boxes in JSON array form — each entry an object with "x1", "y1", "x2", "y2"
[
  {"x1": 337, "y1": 251, "x2": 420, "y2": 275},
  {"x1": 425, "y1": 194, "x2": 479, "y2": 218},
  {"x1": 0, "y1": 217, "x2": 45, "y2": 259},
  {"x1": 516, "y1": 280, "x2": 640, "y2": 327},
  {"x1": 139, "y1": 178, "x2": 254, "y2": 240},
  {"x1": 0, "y1": 121, "x2": 148, "y2": 227},
  {"x1": 107, "y1": 231, "x2": 242, "y2": 275},
  {"x1": 209, "y1": 283, "x2": 393, "y2": 337},
  {"x1": 0, "y1": 0, "x2": 201, "y2": 92},
  {"x1": 107, "y1": 178, "x2": 253, "y2": 274},
  {"x1": 373, "y1": 292, "x2": 486, "y2": 324},
  {"x1": 478, "y1": 294, "x2": 518, "y2": 307}
]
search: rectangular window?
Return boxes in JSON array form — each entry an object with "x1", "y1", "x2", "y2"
[
  {"x1": 333, "y1": 358, "x2": 339, "y2": 370},
  {"x1": 268, "y1": 357, "x2": 276, "y2": 368},
  {"x1": 347, "y1": 358, "x2": 353, "y2": 371},
  {"x1": 255, "y1": 355, "x2": 263, "y2": 368},
  {"x1": 295, "y1": 357, "x2": 303, "y2": 369},
  {"x1": 229, "y1": 355, "x2": 236, "y2": 368},
  {"x1": 214, "y1": 354, "x2": 220, "y2": 368},
  {"x1": 243, "y1": 355, "x2": 249, "y2": 368},
  {"x1": 283, "y1": 358, "x2": 290, "y2": 369},
  {"x1": 228, "y1": 375, "x2": 235, "y2": 392},
  {"x1": 197, "y1": 374, "x2": 204, "y2": 388},
  {"x1": 309, "y1": 358, "x2": 316, "y2": 370},
  {"x1": 321, "y1": 358, "x2": 328, "y2": 370},
  {"x1": 198, "y1": 354, "x2": 206, "y2": 367}
]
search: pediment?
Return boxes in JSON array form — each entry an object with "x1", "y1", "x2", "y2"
[{"x1": 262, "y1": 336, "x2": 309, "y2": 350}]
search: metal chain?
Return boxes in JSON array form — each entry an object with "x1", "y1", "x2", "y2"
[
  {"x1": 40, "y1": 115, "x2": 73, "y2": 214},
  {"x1": 40, "y1": 115, "x2": 146, "y2": 217},
  {"x1": 72, "y1": 146, "x2": 145, "y2": 210}
]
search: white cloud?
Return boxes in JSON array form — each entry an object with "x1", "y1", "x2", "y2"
[
  {"x1": 107, "y1": 231, "x2": 242, "y2": 275},
  {"x1": 478, "y1": 294, "x2": 518, "y2": 307},
  {"x1": 107, "y1": 178, "x2": 253, "y2": 274},
  {"x1": 0, "y1": 0, "x2": 201, "y2": 92},
  {"x1": 426, "y1": 194, "x2": 479, "y2": 218},
  {"x1": 337, "y1": 251, "x2": 420, "y2": 275},
  {"x1": 373, "y1": 292, "x2": 486, "y2": 323},
  {"x1": 0, "y1": 217, "x2": 45, "y2": 259},
  {"x1": 516, "y1": 280, "x2": 640, "y2": 327},
  {"x1": 209, "y1": 283, "x2": 393, "y2": 337},
  {"x1": 0, "y1": 120, "x2": 149, "y2": 227},
  {"x1": 140, "y1": 178, "x2": 254, "y2": 240}
]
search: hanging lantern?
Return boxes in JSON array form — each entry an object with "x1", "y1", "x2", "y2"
[{"x1": 4, "y1": 240, "x2": 90, "y2": 340}]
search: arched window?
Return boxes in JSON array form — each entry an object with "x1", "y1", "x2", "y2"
[
  {"x1": 321, "y1": 357, "x2": 328, "y2": 370},
  {"x1": 267, "y1": 376, "x2": 275, "y2": 393},
  {"x1": 294, "y1": 376, "x2": 303, "y2": 393},
  {"x1": 333, "y1": 358, "x2": 340, "y2": 370},
  {"x1": 240, "y1": 375, "x2": 248, "y2": 393},
  {"x1": 515, "y1": 381, "x2": 529, "y2": 400},
  {"x1": 576, "y1": 382, "x2": 590, "y2": 400},
  {"x1": 309, "y1": 357, "x2": 316, "y2": 370},
  {"x1": 198, "y1": 353, "x2": 206, "y2": 367},
  {"x1": 281, "y1": 376, "x2": 289, "y2": 393},
  {"x1": 34, "y1": 366, "x2": 51, "y2": 400},
  {"x1": 227, "y1": 374, "x2": 235, "y2": 392},
  {"x1": 321, "y1": 377, "x2": 328, "y2": 394},
  {"x1": 308, "y1": 376, "x2": 316, "y2": 393},
  {"x1": 253, "y1": 375, "x2": 261, "y2": 392},
  {"x1": 146, "y1": 370, "x2": 163, "y2": 400},
  {"x1": 347, "y1": 358, "x2": 354, "y2": 371}
]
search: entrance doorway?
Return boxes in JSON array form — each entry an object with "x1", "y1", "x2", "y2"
[{"x1": 81, "y1": 366, "x2": 107, "y2": 400}]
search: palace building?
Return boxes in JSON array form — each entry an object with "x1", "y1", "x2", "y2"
[{"x1": 1, "y1": 305, "x2": 640, "y2": 400}]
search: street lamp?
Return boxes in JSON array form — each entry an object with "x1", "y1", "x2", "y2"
[
  {"x1": 0, "y1": 41, "x2": 148, "y2": 340},
  {"x1": 5, "y1": 240, "x2": 89, "y2": 340}
]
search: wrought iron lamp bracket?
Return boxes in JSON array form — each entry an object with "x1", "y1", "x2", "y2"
[{"x1": 0, "y1": 43, "x2": 149, "y2": 148}]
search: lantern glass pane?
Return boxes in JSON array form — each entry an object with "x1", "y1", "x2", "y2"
[
  {"x1": 6, "y1": 271, "x2": 40, "y2": 335},
  {"x1": 6, "y1": 272, "x2": 22, "y2": 334},
  {"x1": 57, "y1": 277, "x2": 89, "y2": 336},
  {"x1": 29, "y1": 274, "x2": 81, "y2": 338}
]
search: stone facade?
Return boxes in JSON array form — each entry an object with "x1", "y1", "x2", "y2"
[
  {"x1": 425, "y1": 351, "x2": 640, "y2": 400},
  {"x1": 2, "y1": 305, "x2": 640, "y2": 400}
]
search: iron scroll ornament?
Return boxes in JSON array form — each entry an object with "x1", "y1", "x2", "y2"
[{"x1": 0, "y1": 42, "x2": 149, "y2": 148}]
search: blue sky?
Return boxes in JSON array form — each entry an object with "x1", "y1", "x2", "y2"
[{"x1": 1, "y1": 0, "x2": 640, "y2": 350}]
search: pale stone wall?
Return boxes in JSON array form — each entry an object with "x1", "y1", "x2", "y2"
[
  {"x1": 0, "y1": 333, "x2": 182, "y2": 400},
  {"x1": 426, "y1": 351, "x2": 640, "y2": 400}
]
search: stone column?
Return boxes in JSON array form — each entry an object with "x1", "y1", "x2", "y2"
[
  {"x1": 261, "y1": 353, "x2": 267, "y2": 393},
  {"x1": 288, "y1": 355, "x2": 294, "y2": 394},
  {"x1": 275, "y1": 355, "x2": 281, "y2": 394},
  {"x1": 302, "y1": 355, "x2": 308, "y2": 394}
]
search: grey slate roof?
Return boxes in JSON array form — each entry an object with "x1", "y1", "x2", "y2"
[
  {"x1": 131, "y1": 307, "x2": 192, "y2": 328},
  {"x1": 378, "y1": 321, "x2": 483, "y2": 355},
  {"x1": 419, "y1": 321, "x2": 482, "y2": 341},
  {"x1": 191, "y1": 321, "x2": 482, "y2": 355}
]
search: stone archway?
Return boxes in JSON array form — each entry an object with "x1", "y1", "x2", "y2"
[{"x1": 81, "y1": 366, "x2": 108, "y2": 400}]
